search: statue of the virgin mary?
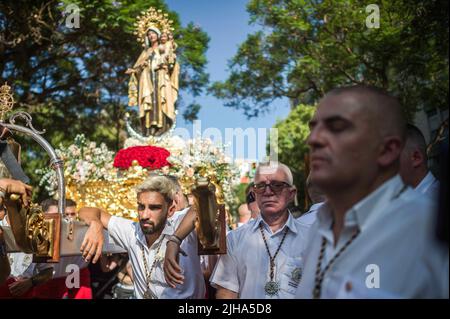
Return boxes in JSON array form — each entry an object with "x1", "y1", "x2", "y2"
[{"x1": 126, "y1": 8, "x2": 179, "y2": 137}]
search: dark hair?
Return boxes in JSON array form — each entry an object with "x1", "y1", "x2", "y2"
[
  {"x1": 40, "y1": 198, "x2": 58, "y2": 213},
  {"x1": 245, "y1": 182, "x2": 255, "y2": 205},
  {"x1": 405, "y1": 123, "x2": 427, "y2": 159},
  {"x1": 66, "y1": 199, "x2": 77, "y2": 207},
  {"x1": 246, "y1": 191, "x2": 255, "y2": 205}
]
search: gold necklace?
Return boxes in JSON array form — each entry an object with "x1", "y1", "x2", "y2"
[
  {"x1": 140, "y1": 236, "x2": 164, "y2": 299},
  {"x1": 259, "y1": 223, "x2": 289, "y2": 296}
]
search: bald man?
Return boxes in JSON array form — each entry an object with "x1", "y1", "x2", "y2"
[
  {"x1": 296, "y1": 85, "x2": 448, "y2": 298},
  {"x1": 400, "y1": 124, "x2": 440, "y2": 198}
]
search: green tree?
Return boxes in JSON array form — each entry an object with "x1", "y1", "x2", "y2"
[
  {"x1": 0, "y1": 0, "x2": 210, "y2": 199},
  {"x1": 271, "y1": 104, "x2": 315, "y2": 210},
  {"x1": 211, "y1": 0, "x2": 449, "y2": 119}
]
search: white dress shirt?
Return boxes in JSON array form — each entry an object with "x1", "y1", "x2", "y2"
[
  {"x1": 415, "y1": 171, "x2": 440, "y2": 198},
  {"x1": 296, "y1": 175, "x2": 449, "y2": 299},
  {"x1": 210, "y1": 213, "x2": 311, "y2": 299},
  {"x1": 297, "y1": 202, "x2": 321, "y2": 226},
  {"x1": 108, "y1": 210, "x2": 205, "y2": 299}
]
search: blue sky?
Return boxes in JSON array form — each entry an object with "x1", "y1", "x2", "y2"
[{"x1": 166, "y1": 0, "x2": 291, "y2": 161}]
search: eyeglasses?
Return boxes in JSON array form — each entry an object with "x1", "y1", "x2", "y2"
[{"x1": 253, "y1": 181, "x2": 291, "y2": 194}]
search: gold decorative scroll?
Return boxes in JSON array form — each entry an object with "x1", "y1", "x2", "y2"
[
  {"x1": 0, "y1": 82, "x2": 14, "y2": 121},
  {"x1": 4, "y1": 198, "x2": 59, "y2": 261}
]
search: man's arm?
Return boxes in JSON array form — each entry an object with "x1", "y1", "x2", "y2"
[
  {"x1": 78, "y1": 207, "x2": 111, "y2": 228},
  {"x1": 78, "y1": 207, "x2": 111, "y2": 264},
  {"x1": 215, "y1": 285, "x2": 238, "y2": 299},
  {"x1": 163, "y1": 206, "x2": 196, "y2": 288},
  {"x1": 173, "y1": 206, "x2": 196, "y2": 239}
]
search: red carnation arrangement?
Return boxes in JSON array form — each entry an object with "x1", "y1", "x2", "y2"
[{"x1": 113, "y1": 145, "x2": 171, "y2": 170}]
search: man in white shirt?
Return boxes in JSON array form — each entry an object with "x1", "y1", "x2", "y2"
[
  {"x1": 164, "y1": 163, "x2": 311, "y2": 299},
  {"x1": 297, "y1": 172, "x2": 324, "y2": 226},
  {"x1": 400, "y1": 123, "x2": 440, "y2": 198},
  {"x1": 296, "y1": 85, "x2": 448, "y2": 299},
  {"x1": 79, "y1": 175, "x2": 205, "y2": 299},
  {"x1": 209, "y1": 162, "x2": 311, "y2": 299},
  {"x1": 154, "y1": 161, "x2": 309, "y2": 299}
]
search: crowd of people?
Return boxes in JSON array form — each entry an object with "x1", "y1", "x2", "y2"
[{"x1": 0, "y1": 85, "x2": 448, "y2": 299}]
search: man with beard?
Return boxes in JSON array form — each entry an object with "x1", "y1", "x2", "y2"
[{"x1": 78, "y1": 175, "x2": 205, "y2": 299}]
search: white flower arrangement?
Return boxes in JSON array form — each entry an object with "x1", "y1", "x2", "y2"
[
  {"x1": 162, "y1": 137, "x2": 240, "y2": 205},
  {"x1": 37, "y1": 134, "x2": 116, "y2": 195}
]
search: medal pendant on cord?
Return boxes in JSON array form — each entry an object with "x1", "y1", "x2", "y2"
[
  {"x1": 265, "y1": 263, "x2": 280, "y2": 296},
  {"x1": 259, "y1": 224, "x2": 288, "y2": 297},
  {"x1": 264, "y1": 280, "x2": 280, "y2": 296}
]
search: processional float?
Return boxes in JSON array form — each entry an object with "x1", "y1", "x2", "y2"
[{"x1": 0, "y1": 7, "x2": 232, "y2": 280}]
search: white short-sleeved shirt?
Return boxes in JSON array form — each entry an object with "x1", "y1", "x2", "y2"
[
  {"x1": 210, "y1": 213, "x2": 311, "y2": 299},
  {"x1": 108, "y1": 210, "x2": 205, "y2": 299},
  {"x1": 415, "y1": 171, "x2": 440, "y2": 198},
  {"x1": 296, "y1": 175, "x2": 449, "y2": 299},
  {"x1": 297, "y1": 203, "x2": 321, "y2": 226}
]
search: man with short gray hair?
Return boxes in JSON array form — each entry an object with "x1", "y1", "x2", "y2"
[
  {"x1": 164, "y1": 162, "x2": 312, "y2": 299},
  {"x1": 79, "y1": 175, "x2": 205, "y2": 299},
  {"x1": 209, "y1": 161, "x2": 311, "y2": 298}
]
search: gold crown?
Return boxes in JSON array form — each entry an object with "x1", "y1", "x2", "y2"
[
  {"x1": 133, "y1": 7, "x2": 174, "y2": 47},
  {"x1": 0, "y1": 82, "x2": 15, "y2": 121}
]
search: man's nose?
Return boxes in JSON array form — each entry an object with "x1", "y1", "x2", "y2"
[
  {"x1": 140, "y1": 208, "x2": 152, "y2": 219},
  {"x1": 307, "y1": 126, "x2": 325, "y2": 150},
  {"x1": 262, "y1": 184, "x2": 275, "y2": 196}
]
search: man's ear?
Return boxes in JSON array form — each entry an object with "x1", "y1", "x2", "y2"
[
  {"x1": 411, "y1": 148, "x2": 425, "y2": 168},
  {"x1": 288, "y1": 186, "x2": 297, "y2": 203},
  {"x1": 378, "y1": 136, "x2": 403, "y2": 167},
  {"x1": 168, "y1": 200, "x2": 177, "y2": 215}
]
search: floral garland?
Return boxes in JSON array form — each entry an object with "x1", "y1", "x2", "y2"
[{"x1": 36, "y1": 134, "x2": 115, "y2": 195}]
